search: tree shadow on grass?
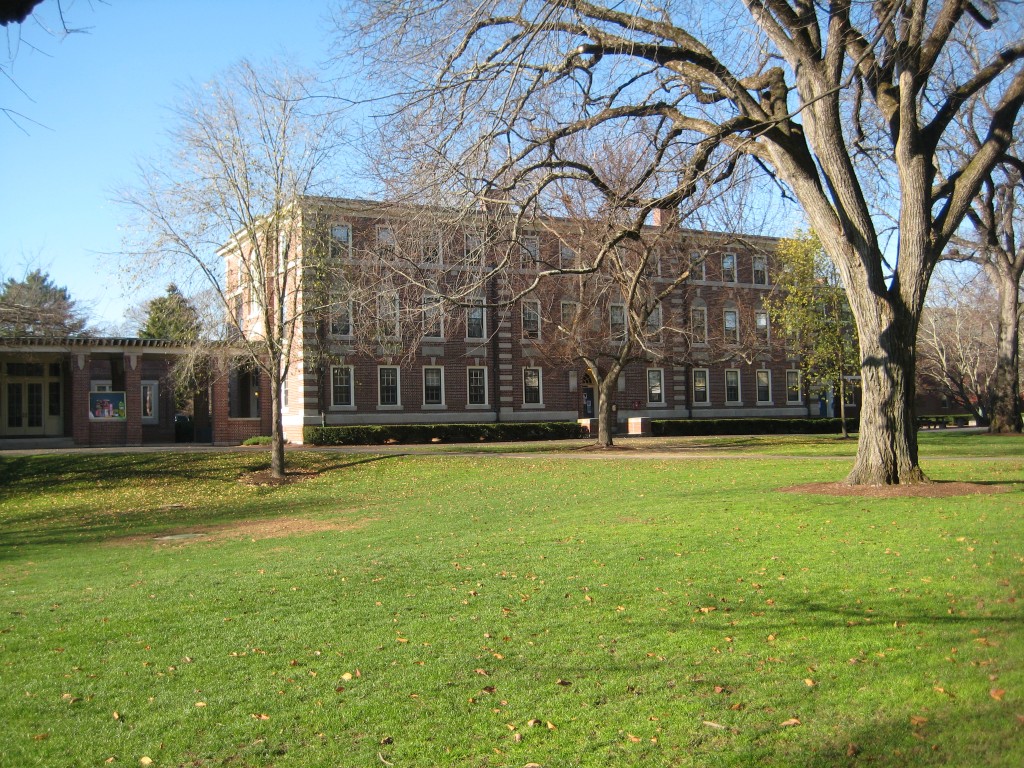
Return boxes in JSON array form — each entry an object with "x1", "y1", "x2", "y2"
[{"x1": 0, "y1": 454, "x2": 399, "y2": 558}]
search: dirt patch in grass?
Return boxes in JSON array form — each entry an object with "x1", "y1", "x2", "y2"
[
  {"x1": 781, "y1": 481, "x2": 1009, "y2": 498},
  {"x1": 112, "y1": 515, "x2": 374, "y2": 547},
  {"x1": 237, "y1": 467, "x2": 320, "y2": 486}
]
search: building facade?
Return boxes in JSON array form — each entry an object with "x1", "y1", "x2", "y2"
[{"x1": 223, "y1": 197, "x2": 813, "y2": 445}]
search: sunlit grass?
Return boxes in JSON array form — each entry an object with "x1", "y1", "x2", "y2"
[{"x1": 1, "y1": 441, "x2": 1021, "y2": 767}]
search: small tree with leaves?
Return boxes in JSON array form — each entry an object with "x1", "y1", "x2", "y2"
[
  {"x1": 138, "y1": 284, "x2": 202, "y2": 342},
  {"x1": 765, "y1": 233, "x2": 859, "y2": 437}
]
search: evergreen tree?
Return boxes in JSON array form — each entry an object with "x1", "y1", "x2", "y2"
[
  {"x1": 0, "y1": 269, "x2": 89, "y2": 337},
  {"x1": 138, "y1": 284, "x2": 201, "y2": 342}
]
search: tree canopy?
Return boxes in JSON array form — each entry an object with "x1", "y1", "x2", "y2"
[
  {"x1": 0, "y1": 269, "x2": 89, "y2": 337},
  {"x1": 138, "y1": 284, "x2": 202, "y2": 342}
]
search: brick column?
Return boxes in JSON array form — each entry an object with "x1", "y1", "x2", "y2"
[
  {"x1": 71, "y1": 353, "x2": 91, "y2": 446},
  {"x1": 124, "y1": 353, "x2": 142, "y2": 446}
]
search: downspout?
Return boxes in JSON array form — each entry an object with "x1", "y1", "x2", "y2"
[{"x1": 488, "y1": 271, "x2": 501, "y2": 423}]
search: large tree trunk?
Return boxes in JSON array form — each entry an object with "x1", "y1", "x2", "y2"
[
  {"x1": 595, "y1": 374, "x2": 617, "y2": 448},
  {"x1": 988, "y1": 272, "x2": 1022, "y2": 433},
  {"x1": 845, "y1": 300, "x2": 927, "y2": 485}
]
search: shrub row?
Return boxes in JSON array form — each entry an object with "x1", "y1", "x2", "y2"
[
  {"x1": 651, "y1": 417, "x2": 858, "y2": 436},
  {"x1": 304, "y1": 421, "x2": 584, "y2": 446}
]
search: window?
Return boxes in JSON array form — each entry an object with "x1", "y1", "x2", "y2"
[
  {"x1": 331, "y1": 366, "x2": 354, "y2": 407},
  {"x1": 753, "y1": 255, "x2": 768, "y2": 285},
  {"x1": 609, "y1": 303, "x2": 626, "y2": 338},
  {"x1": 330, "y1": 223, "x2": 351, "y2": 258},
  {"x1": 756, "y1": 369, "x2": 771, "y2": 403},
  {"x1": 523, "y1": 367, "x2": 543, "y2": 405},
  {"x1": 48, "y1": 381, "x2": 61, "y2": 417},
  {"x1": 691, "y1": 306, "x2": 708, "y2": 344},
  {"x1": 281, "y1": 380, "x2": 289, "y2": 410},
  {"x1": 330, "y1": 298, "x2": 353, "y2": 337},
  {"x1": 522, "y1": 300, "x2": 541, "y2": 340},
  {"x1": 520, "y1": 234, "x2": 540, "y2": 266},
  {"x1": 466, "y1": 300, "x2": 486, "y2": 339},
  {"x1": 722, "y1": 253, "x2": 737, "y2": 283},
  {"x1": 376, "y1": 225, "x2": 397, "y2": 257},
  {"x1": 422, "y1": 296, "x2": 444, "y2": 339},
  {"x1": 423, "y1": 366, "x2": 445, "y2": 406},
  {"x1": 141, "y1": 380, "x2": 159, "y2": 424},
  {"x1": 645, "y1": 303, "x2": 663, "y2": 336},
  {"x1": 465, "y1": 231, "x2": 484, "y2": 263},
  {"x1": 378, "y1": 366, "x2": 401, "y2": 407},
  {"x1": 378, "y1": 293, "x2": 399, "y2": 338},
  {"x1": 690, "y1": 251, "x2": 706, "y2": 281},
  {"x1": 421, "y1": 230, "x2": 443, "y2": 265},
  {"x1": 91, "y1": 380, "x2": 112, "y2": 393},
  {"x1": 725, "y1": 369, "x2": 741, "y2": 404},
  {"x1": 692, "y1": 368, "x2": 709, "y2": 404},
  {"x1": 467, "y1": 367, "x2": 488, "y2": 406},
  {"x1": 786, "y1": 370, "x2": 802, "y2": 404},
  {"x1": 724, "y1": 308, "x2": 739, "y2": 342},
  {"x1": 559, "y1": 243, "x2": 576, "y2": 269},
  {"x1": 755, "y1": 310, "x2": 769, "y2": 340},
  {"x1": 647, "y1": 369, "x2": 664, "y2": 404},
  {"x1": 560, "y1": 301, "x2": 578, "y2": 329}
]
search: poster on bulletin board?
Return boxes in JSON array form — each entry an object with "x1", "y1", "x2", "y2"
[{"x1": 89, "y1": 392, "x2": 127, "y2": 420}]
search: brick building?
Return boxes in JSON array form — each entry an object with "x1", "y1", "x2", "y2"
[
  {"x1": 0, "y1": 337, "x2": 271, "y2": 448},
  {"x1": 223, "y1": 196, "x2": 815, "y2": 445}
]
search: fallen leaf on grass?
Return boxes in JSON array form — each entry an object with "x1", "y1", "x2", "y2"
[
  {"x1": 626, "y1": 733, "x2": 642, "y2": 743},
  {"x1": 703, "y1": 721, "x2": 726, "y2": 730},
  {"x1": 804, "y1": 679, "x2": 816, "y2": 687},
  {"x1": 780, "y1": 718, "x2": 801, "y2": 727},
  {"x1": 31, "y1": 733, "x2": 48, "y2": 741},
  {"x1": 194, "y1": 702, "x2": 206, "y2": 708},
  {"x1": 910, "y1": 715, "x2": 928, "y2": 727},
  {"x1": 139, "y1": 759, "x2": 153, "y2": 767},
  {"x1": 991, "y1": 689, "x2": 1006, "y2": 701},
  {"x1": 475, "y1": 669, "x2": 490, "y2": 676},
  {"x1": 556, "y1": 679, "x2": 572, "y2": 686},
  {"x1": 251, "y1": 713, "x2": 270, "y2": 720}
]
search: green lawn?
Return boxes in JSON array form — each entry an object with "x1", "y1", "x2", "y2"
[{"x1": 1, "y1": 438, "x2": 1021, "y2": 767}]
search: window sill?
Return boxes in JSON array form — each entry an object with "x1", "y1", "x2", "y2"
[
  {"x1": 422, "y1": 404, "x2": 447, "y2": 410},
  {"x1": 329, "y1": 405, "x2": 357, "y2": 411},
  {"x1": 521, "y1": 403, "x2": 545, "y2": 409},
  {"x1": 376, "y1": 405, "x2": 403, "y2": 410},
  {"x1": 466, "y1": 403, "x2": 490, "y2": 409}
]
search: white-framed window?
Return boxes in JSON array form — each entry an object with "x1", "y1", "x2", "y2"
[
  {"x1": 609, "y1": 303, "x2": 626, "y2": 338},
  {"x1": 725, "y1": 369, "x2": 741, "y2": 404},
  {"x1": 690, "y1": 251, "x2": 706, "y2": 281},
  {"x1": 645, "y1": 303, "x2": 663, "y2": 336},
  {"x1": 467, "y1": 366, "x2": 488, "y2": 406},
  {"x1": 617, "y1": 372, "x2": 626, "y2": 392},
  {"x1": 523, "y1": 367, "x2": 543, "y2": 405},
  {"x1": 330, "y1": 365, "x2": 354, "y2": 407},
  {"x1": 280, "y1": 379, "x2": 289, "y2": 411},
  {"x1": 423, "y1": 366, "x2": 445, "y2": 406},
  {"x1": 520, "y1": 234, "x2": 540, "y2": 266},
  {"x1": 724, "y1": 308, "x2": 739, "y2": 342},
  {"x1": 568, "y1": 370, "x2": 578, "y2": 392},
  {"x1": 466, "y1": 299, "x2": 486, "y2": 340},
  {"x1": 378, "y1": 366, "x2": 401, "y2": 407},
  {"x1": 647, "y1": 369, "x2": 665, "y2": 405},
  {"x1": 376, "y1": 225, "x2": 397, "y2": 257},
  {"x1": 646, "y1": 250, "x2": 663, "y2": 277},
  {"x1": 378, "y1": 293, "x2": 400, "y2": 338},
  {"x1": 692, "y1": 368, "x2": 709, "y2": 405},
  {"x1": 755, "y1": 310, "x2": 769, "y2": 341},
  {"x1": 421, "y1": 230, "x2": 443, "y2": 265},
  {"x1": 756, "y1": 369, "x2": 772, "y2": 403},
  {"x1": 786, "y1": 369, "x2": 802, "y2": 404},
  {"x1": 753, "y1": 255, "x2": 768, "y2": 285},
  {"x1": 522, "y1": 300, "x2": 541, "y2": 340},
  {"x1": 330, "y1": 298, "x2": 353, "y2": 337},
  {"x1": 141, "y1": 380, "x2": 159, "y2": 424},
  {"x1": 559, "y1": 301, "x2": 578, "y2": 329},
  {"x1": 691, "y1": 305, "x2": 708, "y2": 344},
  {"x1": 91, "y1": 379, "x2": 113, "y2": 393},
  {"x1": 465, "y1": 231, "x2": 484, "y2": 263},
  {"x1": 722, "y1": 252, "x2": 737, "y2": 283},
  {"x1": 422, "y1": 296, "x2": 444, "y2": 339},
  {"x1": 559, "y1": 243, "x2": 576, "y2": 269},
  {"x1": 329, "y1": 223, "x2": 352, "y2": 259}
]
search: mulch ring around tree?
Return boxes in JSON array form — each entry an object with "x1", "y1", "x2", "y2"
[
  {"x1": 238, "y1": 467, "x2": 320, "y2": 486},
  {"x1": 780, "y1": 481, "x2": 1011, "y2": 498}
]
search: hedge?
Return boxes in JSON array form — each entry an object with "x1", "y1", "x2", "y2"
[
  {"x1": 304, "y1": 421, "x2": 584, "y2": 446},
  {"x1": 651, "y1": 417, "x2": 858, "y2": 436}
]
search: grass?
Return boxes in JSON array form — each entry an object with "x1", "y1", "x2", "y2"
[{"x1": 0, "y1": 436, "x2": 1022, "y2": 767}]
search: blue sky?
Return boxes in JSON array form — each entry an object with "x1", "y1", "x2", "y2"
[{"x1": 1, "y1": 0, "x2": 340, "y2": 331}]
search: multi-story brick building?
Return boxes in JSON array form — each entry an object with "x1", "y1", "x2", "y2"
[{"x1": 223, "y1": 196, "x2": 812, "y2": 445}]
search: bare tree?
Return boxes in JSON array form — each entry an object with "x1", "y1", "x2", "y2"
[
  {"x1": 345, "y1": 1, "x2": 1024, "y2": 484},
  {"x1": 118, "y1": 60, "x2": 341, "y2": 478},
  {"x1": 945, "y1": 144, "x2": 1024, "y2": 432},
  {"x1": 917, "y1": 265, "x2": 1012, "y2": 425}
]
